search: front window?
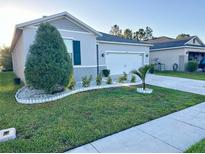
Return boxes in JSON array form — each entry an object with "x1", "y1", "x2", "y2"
[{"x1": 64, "y1": 39, "x2": 73, "y2": 60}]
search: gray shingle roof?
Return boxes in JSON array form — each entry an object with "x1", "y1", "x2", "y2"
[
  {"x1": 97, "y1": 32, "x2": 151, "y2": 45},
  {"x1": 150, "y1": 36, "x2": 205, "y2": 51},
  {"x1": 145, "y1": 36, "x2": 174, "y2": 43}
]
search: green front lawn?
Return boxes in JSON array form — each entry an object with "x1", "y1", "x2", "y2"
[
  {"x1": 186, "y1": 139, "x2": 205, "y2": 153},
  {"x1": 155, "y1": 71, "x2": 205, "y2": 81},
  {"x1": 1, "y1": 72, "x2": 205, "y2": 152}
]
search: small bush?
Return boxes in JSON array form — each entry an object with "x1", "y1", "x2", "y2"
[
  {"x1": 149, "y1": 64, "x2": 155, "y2": 74},
  {"x1": 106, "y1": 76, "x2": 112, "y2": 84},
  {"x1": 118, "y1": 72, "x2": 127, "y2": 83},
  {"x1": 186, "y1": 61, "x2": 198, "y2": 72},
  {"x1": 96, "y1": 74, "x2": 102, "y2": 86},
  {"x1": 102, "y1": 69, "x2": 110, "y2": 77},
  {"x1": 123, "y1": 72, "x2": 128, "y2": 80},
  {"x1": 67, "y1": 75, "x2": 76, "y2": 90},
  {"x1": 118, "y1": 76, "x2": 125, "y2": 83},
  {"x1": 82, "y1": 75, "x2": 92, "y2": 87},
  {"x1": 130, "y1": 75, "x2": 136, "y2": 83}
]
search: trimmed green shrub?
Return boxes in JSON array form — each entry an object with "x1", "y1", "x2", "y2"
[
  {"x1": 96, "y1": 74, "x2": 102, "y2": 86},
  {"x1": 130, "y1": 75, "x2": 136, "y2": 83},
  {"x1": 118, "y1": 72, "x2": 127, "y2": 83},
  {"x1": 102, "y1": 69, "x2": 110, "y2": 77},
  {"x1": 118, "y1": 76, "x2": 125, "y2": 83},
  {"x1": 82, "y1": 75, "x2": 92, "y2": 87},
  {"x1": 186, "y1": 61, "x2": 198, "y2": 72},
  {"x1": 106, "y1": 76, "x2": 112, "y2": 84},
  {"x1": 0, "y1": 46, "x2": 12, "y2": 71},
  {"x1": 67, "y1": 75, "x2": 76, "y2": 90},
  {"x1": 123, "y1": 72, "x2": 128, "y2": 80},
  {"x1": 25, "y1": 23, "x2": 73, "y2": 93}
]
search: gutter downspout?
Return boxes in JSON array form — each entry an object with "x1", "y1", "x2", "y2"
[{"x1": 96, "y1": 44, "x2": 99, "y2": 75}]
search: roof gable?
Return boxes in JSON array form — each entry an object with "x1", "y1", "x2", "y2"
[
  {"x1": 37, "y1": 17, "x2": 90, "y2": 33},
  {"x1": 150, "y1": 36, "x2": 205, "y2": 50},
  {"x1": 11, "y1": 12, "x2": 102, "y2": 51},
  {"x1": 16, "y1": 12, "x2": 101, "y2": 36},
  {"x1": 185, "y1": 36, "x2": 204, "y2": 46}
]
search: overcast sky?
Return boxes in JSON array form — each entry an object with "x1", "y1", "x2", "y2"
[{"x1": 1, "y1": 0, "x2": 205, "y2": 46}]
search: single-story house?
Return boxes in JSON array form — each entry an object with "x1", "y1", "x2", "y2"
[
  {"x1": 147, "y1": 36, "x2": 205, "y2": 71},
  {"x1": 11, "y1": 12, "x2": 151, "y2": 82}
]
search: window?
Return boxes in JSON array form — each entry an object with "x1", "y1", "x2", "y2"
[
  {"x1": 193, "y1": 38, "x2": 196, "y2": 44},
  {"x1": 63, "y1": 39, "x2": 81, "y2": 65},
  {"x1": 63, "y1": 39, "x2": 73, "y2": 62}
]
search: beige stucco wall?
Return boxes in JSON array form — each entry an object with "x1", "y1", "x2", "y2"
[
  {"x1": 13, "y1": 17, "x2": 98, "y2": 82},
  {"x1": 23, "y1": 26, "x2": 97, "y2": 67},
  {"x1": 12, "y1": 34, "x2": 25, "y2": 80},
  {"x1": 150, "y1": 48, "x2": 187, "y2": 70}
]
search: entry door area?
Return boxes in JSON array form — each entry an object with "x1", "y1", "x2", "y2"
[{"x1": 105, "y1": 52, "x2": 144, "y2": 75}]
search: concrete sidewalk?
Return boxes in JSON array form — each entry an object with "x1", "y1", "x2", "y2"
[
  {"x1": 147, "y1": 74, "x2": 205, "y2": 95},
  {"x1": 67, "y1": 102, "x2": 205, "y2": 153}
]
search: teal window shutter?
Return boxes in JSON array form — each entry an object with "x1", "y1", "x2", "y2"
[{"x1": 73, "y1": 40, "x2": 81, "y2": 65}]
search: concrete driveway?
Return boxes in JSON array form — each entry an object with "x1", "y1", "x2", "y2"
[{"x1": 146, "y1": 74, "x2": 205, "y2": 95}]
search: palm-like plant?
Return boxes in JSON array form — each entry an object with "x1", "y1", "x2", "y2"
[{"x1": 131, "y1": 65, "x2": 152, "y2": 90}]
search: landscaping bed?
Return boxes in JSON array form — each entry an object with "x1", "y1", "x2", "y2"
[
  {"x1": 15, "y1": 77, "x2": 137, "y2": 104},
  {"x1": 1, "y1": 72, "x2": 205, "y2": 152},
  {"x1": 155, "y1": 71, "x2": 205, "y2": 81}
]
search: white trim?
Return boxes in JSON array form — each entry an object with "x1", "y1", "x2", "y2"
[
  {"x1": 16, "y1": 16, "x2": 64, "y2": 28},
  {"x1": 58, "y1": 28, "x2": 93, "y2": 35},
  {"x1": 150, "y1": 46, "x2": 185, "y2": 51},
  {"x1": 151, "y1": 45, "x2": 205, "y2": 52},
  {"x1": 74, "y1": 65, "x2": 106, "y2": 68},
  {"x1": 185, "y1": 46, "x2": 205, "y2": 50},
  {"x1": 25, "y1": 25, "x2": 94, "y2": 35},
  {"x1": 105, "y1": 50, "x2": 146, "y2": 54},
  {"x1": 97, "y1": 40, "x2": 153, "y2": 47},
  {"x1": 62, "y1": 36, "x2": 74, "y2": 40}
]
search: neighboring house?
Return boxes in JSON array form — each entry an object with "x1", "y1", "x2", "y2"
[
  {"x1": 11, "y1": 12, "x2": 151, "y2": 82},
  {"x1": 147, "y1": 36, "x2": 205, "y2": 71}
]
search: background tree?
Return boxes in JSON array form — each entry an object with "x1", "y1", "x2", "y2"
[
  {"x1": 133, "y1": 31, "x2": 140, "y2": 40},
  {"x1": 123, "y1": 28, "x2": 132, "y2": 39},
  {"x1": 25, "y1": 23, "x2": 73, "y2": 93},
  {"x1": 109, "y1": 24, "x2": 122, "y2": 37},
  {"x1": 176, "y1": 33, "x2": 190, "y2": 39},
  {"x1": 144, "y1": 26, "x2": 153, "y2": 40},
  {"x1": 133, "y1": 28, "x2": 146, "y2": 41},
  {"x1": 0, "y1": 46, "x2": 12, "y2": 71},
  {"x1": 109, "y1": 25, "x2": 154, "y2": 41}
]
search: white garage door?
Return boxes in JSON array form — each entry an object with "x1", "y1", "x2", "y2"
[{"x1": 105, "y1": 52, "x2": 144, "y2": 75}]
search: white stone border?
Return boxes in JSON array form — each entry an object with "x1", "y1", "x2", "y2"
[{"x1": 15, "y1": 83, "x2": 138, "y2": 104}]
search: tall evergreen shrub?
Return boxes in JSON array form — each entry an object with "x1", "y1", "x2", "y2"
[{"x1": 25, "y1": 23, "x2": 73, "y2": 93}]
